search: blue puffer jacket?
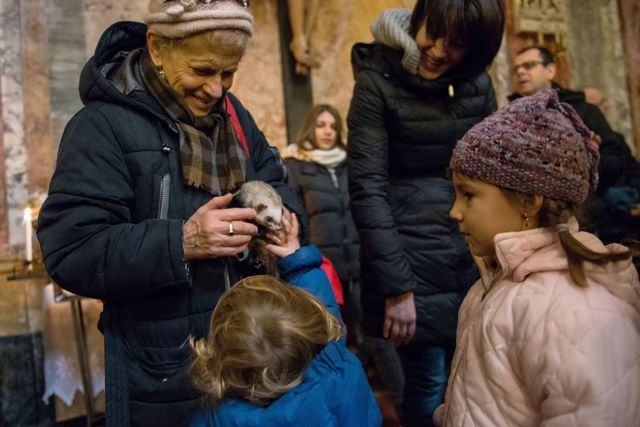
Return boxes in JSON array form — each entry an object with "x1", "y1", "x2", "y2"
[{"x1": 189, "y1": 246, "x2": 382, "y2": 427}]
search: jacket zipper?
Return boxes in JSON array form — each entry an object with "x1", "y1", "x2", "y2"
[
  {"x1": 157, "y1": 174, "x2": 171, "y2": 219},
  {"x1": 223, "y1": 259, "x2": 231, "y2": 290}
]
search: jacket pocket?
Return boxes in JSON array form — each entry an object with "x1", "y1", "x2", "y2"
[
  {"x1": 127, "y1": 340, "x2": 195, "y2": 403},
  {"x1": 130, "y1": 341, "x2": 191, "y2": 379}
]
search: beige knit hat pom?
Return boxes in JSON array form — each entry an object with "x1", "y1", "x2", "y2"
[{"x1": 145, "y1": 0, "x2": 253, "y2": 39}]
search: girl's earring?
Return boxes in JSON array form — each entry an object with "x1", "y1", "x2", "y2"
[{"x1": 522, "y1": 211, "x2": 530, "y2": 230}]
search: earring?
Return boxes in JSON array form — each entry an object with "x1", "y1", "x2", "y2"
[
  {"x1": 157, "y1": 66, "x2": 167, "y2": 81},
  {"x1": 522, "y1": 211, "x2": 529, "y2": 230}
]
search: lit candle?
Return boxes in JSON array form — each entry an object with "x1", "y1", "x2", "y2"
[{"x1": 24, "y1": 207, "x2": 32, "y2": 264}]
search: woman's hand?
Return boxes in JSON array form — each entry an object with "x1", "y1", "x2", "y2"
[
  {"x1": 384, "y1": 292, "x2": 417, "y2": 346},
  {"x1": 182, "y1": 193, "x2": 257, "y2": 260},
  {"x1": 265, "y1": 209, "x2": 300, "y2": 258}
]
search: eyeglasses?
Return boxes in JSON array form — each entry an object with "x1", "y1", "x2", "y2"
[{"x1": 511, "y1": 60, "x2": 545, "y2": 74}]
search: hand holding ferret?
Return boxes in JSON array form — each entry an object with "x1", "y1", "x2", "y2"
[
  {"x1": 182, "y1": 193, "x2": 258, "y2": 260},
  {"x1": 265, "y1": 209, "x2": 300, "y2": 259}
]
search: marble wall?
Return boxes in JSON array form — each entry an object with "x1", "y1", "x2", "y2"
[
  {"x1": 564, "y1": 0, "x2": 634, "y2": 154},
  {"x1": 617, "y1": 0, "x2": 640, "y2": 157},
  {"x1": 0, "y1": 0, "x2": 29, "y2": 255},
  {"x1": 308, "y1": 0, "x2": 415, "y2": 135}
]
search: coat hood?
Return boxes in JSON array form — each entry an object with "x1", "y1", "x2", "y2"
[
  {"x1": 487, "y1": 222, "x2": 640, "y2": 315},
  {"x1": 351, "y1": 40, "x2": 486, "y2": 98},
  {"x1": 351, "y1": 43, "x2": 449, "y2": 96},
  {"x1": 79, "y1": 21, "x2": 166, "y2": 120},
  {"x1": 352, "y1": 8, "x2": 484, "y2": 95}
]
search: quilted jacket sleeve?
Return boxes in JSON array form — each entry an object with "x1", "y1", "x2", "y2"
[
  {"x1": 279, "y1": 246, "x2": 342, "y2": 323},
  {"x1": 519, "y1": 298, "x2": 640, "y2": 426},
  {"x1": 347, "y1": 70, "x2": 417, "y2": 298},
  {"x1": 37, "y1": 107, "x2": 188, "y2": 300}
]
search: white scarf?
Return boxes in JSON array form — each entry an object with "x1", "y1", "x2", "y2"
[
  {"x1": 370, "y1": 8, "x2": 421, "y2": 75},
  {"x1": 283, "y1": 144, "x2": 346, "y2": 169}
]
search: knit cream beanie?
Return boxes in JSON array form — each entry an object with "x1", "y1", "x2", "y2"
[{"x1": 145, "y1": 0, "x2": 254, "y2": 39}]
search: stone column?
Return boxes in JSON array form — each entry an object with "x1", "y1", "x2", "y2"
[
  {"x1": 0, "y1": 0, "x2": 29, "y2": 252},
  {"x1": 21, "y1": 0, "x2": 53, "y2": 196},
  {"x1": 0, "y1": 74, "x2": 8, "y2": 254},
  {"x1": 617, "y1": 0, "x2": 640, "y2": 157},
  {"x1": 47, "y1": 0, "x2": 87, "y2": 156},
  {"x1": 564, "y1": 0, "x2": 634, "y2": 153}
]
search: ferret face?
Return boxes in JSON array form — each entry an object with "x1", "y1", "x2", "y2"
[{"x1": 255, "y1": 203, "x2": 283, "y2": 231}]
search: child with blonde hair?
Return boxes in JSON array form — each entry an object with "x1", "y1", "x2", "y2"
[
  {"x1": 435, "y1": 89, "x2": 640, "y2": 426},
  {"x1": 189, "y1": 211, "x2": 382, "y2": 427}
]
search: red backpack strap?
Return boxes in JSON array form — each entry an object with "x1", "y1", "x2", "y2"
[
  {"x1": 320, "y1": 256, "x2": 344, "y2": 305},
  {"x1": 225, "y1": 96, "x2": 251, "y2": 158}
]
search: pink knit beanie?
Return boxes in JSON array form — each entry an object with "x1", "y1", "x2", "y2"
[
  {"x1": 450, "y1": 89, "x2": 600, "y2": 205},
  {"x1": 145, "y1": 0, "x2": 253, "y2": 39}
]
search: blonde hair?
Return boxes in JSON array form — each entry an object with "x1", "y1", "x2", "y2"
[
  {"x1": 190, "y1": 275, "x2": 343, "y2": 406},
  {"x1": 500, "y1": 188, "x2": 631, "y2": 287}
]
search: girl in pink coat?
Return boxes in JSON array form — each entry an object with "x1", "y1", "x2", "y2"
[{"x1": 435, "y1": 89, "x2": 640, "y2": 426}]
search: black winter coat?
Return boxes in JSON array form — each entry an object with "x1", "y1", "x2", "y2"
[
  {"x1": 285, "y1": 158, "x2": 360, "y2": 282},
  {"x1": 347, "y1": 43, "x2": 496, "y2": 343},
  {"x1": 36, "y1": 22, "x2": 304, "y2": 427}
]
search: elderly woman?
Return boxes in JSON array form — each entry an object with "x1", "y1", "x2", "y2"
[{"x1": 36, "y1": 1, "x2": 304, "y2": 426}]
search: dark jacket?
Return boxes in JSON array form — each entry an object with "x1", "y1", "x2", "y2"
[
  {"x1": 36, "y1": 21, "x2": 304, "y2": 427},
  {"x1": 347, "y1": 43, "x2": 496, "y2": 343},
  {"x1": 285, "y1": 158, "x2": 360, "y2": 282},
  {"x1": 189, "y1": 246, "x2": 381, "y2": 427}
]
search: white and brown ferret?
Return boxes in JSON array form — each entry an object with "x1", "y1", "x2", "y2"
[{"x1": 234, "y1": 181, "x2": 285, "y2": 275}]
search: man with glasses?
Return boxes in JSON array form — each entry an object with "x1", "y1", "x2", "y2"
[{"x1": 509, "y1": 46, "x2": 640, "y2": 244}]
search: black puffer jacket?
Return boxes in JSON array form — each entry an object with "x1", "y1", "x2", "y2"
[
  {"x1": 285, "y1": 158, "x2": 359, "y2": 282},
  {"x1": 36, "y1": 22, "x2": 304, "y2": 427},
  {"x1": 347, "y1": 43, "x2": 496, "y2": 343}
]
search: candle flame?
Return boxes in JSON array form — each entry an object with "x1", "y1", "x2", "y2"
[{"x1": 23, "y1": 207, "x2": 32, "y2": 223}]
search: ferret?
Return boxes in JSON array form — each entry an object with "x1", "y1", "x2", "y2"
[
  {"x1": 234, "y1": 180, "x2": 284, "y2": 232},
  {"x1": 234, "y1": 181, "x2": 285, "y2": 275}
]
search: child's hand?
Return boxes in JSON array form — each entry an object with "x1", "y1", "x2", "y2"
[{"x1": 265, "y1": 210, "x2": 301, "y2": 258}]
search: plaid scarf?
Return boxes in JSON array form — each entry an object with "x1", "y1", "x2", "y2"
[{"x1": 140, "y1": 49, "x2": 246, "y2": 194}]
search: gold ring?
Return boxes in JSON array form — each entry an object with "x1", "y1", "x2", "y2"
[{"x1": 227, "y1": 221, "x2": 235, "y2": 236}]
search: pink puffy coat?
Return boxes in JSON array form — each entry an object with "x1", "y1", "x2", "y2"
[{"x1": 435, "y1": 224, "x2": 640, "y2": 427}]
